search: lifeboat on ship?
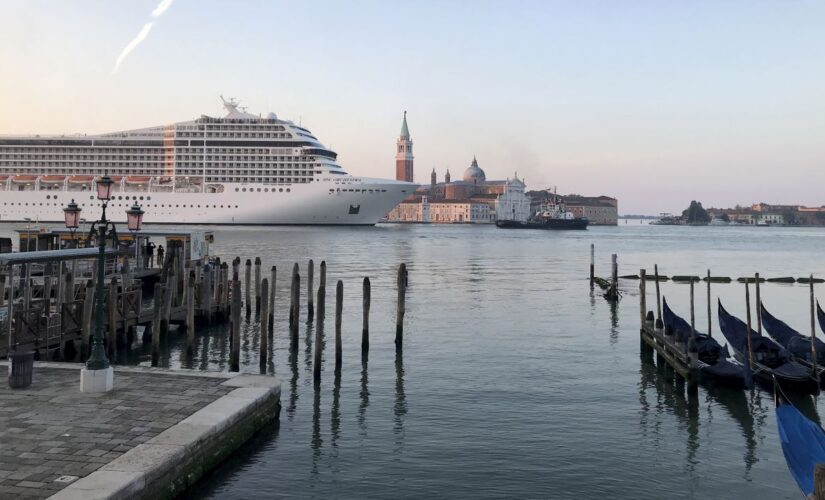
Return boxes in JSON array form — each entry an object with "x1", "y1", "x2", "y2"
[
  {"x1": 11, "y1": 175, "x2": 38, "y2": 184},
  {"x1": 0, "y1": 175, "x2": 9, "y2": 182},
  {"x1": 68, "y1": 175, "x2": 94, "y2": 184},
  {"x1": 40, "y1": 175, "x2": 66, "y2": 184},
  {"x1": 108, "y1": 176, "x2": 123, "y2": 182},
  {"x1": 158, "y1": 177, "x2": 173, "y2": 184},
  {"x1": 125, "y1": 176, "x2": 152, "y2": 185}
]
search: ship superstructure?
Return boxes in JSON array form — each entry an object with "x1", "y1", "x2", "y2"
[{"x1": 0, "y1": 98, "x2": 416, "y2": 224}]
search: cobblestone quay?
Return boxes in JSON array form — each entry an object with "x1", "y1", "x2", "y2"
[{"x1": 0, "y1": 363, "x2": 280, "y2": 499}]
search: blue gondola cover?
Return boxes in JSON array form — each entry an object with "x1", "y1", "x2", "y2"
[{"x1": 776, "y1": 403, "x2": 825, "y2": 497}]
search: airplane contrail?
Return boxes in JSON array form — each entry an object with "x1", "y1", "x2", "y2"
[{"x1": 112, "y1": 0, "x2": 174, "y2": 74}]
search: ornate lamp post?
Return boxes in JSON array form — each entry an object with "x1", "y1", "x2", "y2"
[
  {"x1": 75, "y1": 174, "x2": 120, "y2": 392},
  {"x1": 126, "y1": 203, "x2": 145, "y2": 266},
  {"x1": 63, "y1": 199, "x2": 81, "y2": 248}
]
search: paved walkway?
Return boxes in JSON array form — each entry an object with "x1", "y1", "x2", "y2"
[{"x1": 0, "y1": 364, "x2": 235, "y2": 499}]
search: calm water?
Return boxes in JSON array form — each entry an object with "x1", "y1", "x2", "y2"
[{"x1": 5, "y1": 221, "x2": 825, "y2": 499}]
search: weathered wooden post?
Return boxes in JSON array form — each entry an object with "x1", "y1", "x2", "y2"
[
  {"x1": 654, "y1": 264, "x2": 663, "y2": 326},
  {"x1": 260, "y1": 278, "x2": 269, "y2": 368},
  {"x1": 151, "y1": 282, "x2": 162, "y2": 366},
  {"x1": 245, "y1": 258, "x2": 252, "y2": 316},
  {"x1": 43, "y1": 275, "x2": 52, "y2": 316},
  {"x1": 335, "y1": 280, "x2": 343, "y2": 373},
  {"x1": 232, "y1": 257, "x2": 240, "y2": 281},
  {"x1": 289, "y1": 263, "x2": 298, "y2": 326},
  {"x1": 590, "y1": 243, "x2": 595, "y2": 288},
  {"x1": 230, "y1": 279, "x2": 241, "y2": 372},
  {"x1": 161, "y1": 268, "x2": 174, "y2": 337},
  {"x1": 745, "y1": 282, "x2": 755, "y2": 369},
  {"x1": 813, "y1": 464, "x2": 825, "y2": 500},
  {"x1": 222, "y1": 262, "x2": 230, "y2": 316},
  {"x1": 269, "y1": 266, "x2": 276, "y2": 332},
  {"x1": 0, "y1": 272, "x2": 5, "y2": 308},
  {"x1": 320, "y1": 260, "x2": 327, "y2": 288},
  {"x1": 81, "y1": 279, "x2": 94, "y2": 361},
  {"x1": 811, "y1": 275, "x2": 819, "y2": 386},
  {"x1": 395, "y1": 263, "x2": 407, "y2": 348},
  {"x1": 186, "y1": 270, "x2": 195, "y2": 354},
  {"x1": 63, "y1": 271, "x2": 74, "y2": 306},
  {"x1": 307, "y1": 259, "x2": 315, "y2": 322},
  {"x1": 107, "y1": 277, "x2": 118, "y2": 360},
  {"x1": 753, "y1": 273, "x2": 762, "y2": 336},
  {"x1": 687, "y1": 280, "x2": 699, "y2": 395},
  {"x1": 203, "y1": 263, "x2": 213, "y2": 324},
  {"x1": 313, "y1": 284, "x2": 325, "y2": 381},
  {"x1": 254, "y1": 257, "x2": 262, "y2": 312},
  {"x1": 639, "y1": 269, "x2": 647, "y2": 327},
  {"x1": 707, "y1": 269, "x2": 712, "y2": 337},
  {"x1": 362, "y1": 276, "x2": 371, "y2": 353}
]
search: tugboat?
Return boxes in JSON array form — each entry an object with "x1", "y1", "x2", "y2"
[{"x1": 496, "y1": 198, "x2": 588, "y2": 230}]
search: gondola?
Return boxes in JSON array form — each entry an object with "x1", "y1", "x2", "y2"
[
  {"x1": 662, "y1": 298, "x2": 745, "y2": 388},
  {"x1": 775, "y1": 394, "x2": 825, "y2": 498},
  {"x1": 818, "y1": 300, "x2": 825, "y2": 337},
  {"x1": 760, "y1": 302, "x2": 825, "y2": 385},
  {"x1": 718, "y1": 301, "x2": 818, "y2": 394}
]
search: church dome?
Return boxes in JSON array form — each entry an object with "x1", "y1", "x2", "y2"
[{"x1": 462, "y1": 156, "x2": 486, "y2": 184}]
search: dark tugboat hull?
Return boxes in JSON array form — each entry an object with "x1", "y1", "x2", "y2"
[{"x1": 495, "y1": 218, "x2": 589, "y2": 230}]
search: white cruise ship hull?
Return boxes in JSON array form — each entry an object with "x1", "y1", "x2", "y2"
[{"x1": 0, "y1": 177, "x2": 415, "y2": 225}]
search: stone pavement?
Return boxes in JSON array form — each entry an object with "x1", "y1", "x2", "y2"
[{"x1": 0, "y1": 364, "x2": 235, "y2": 499}]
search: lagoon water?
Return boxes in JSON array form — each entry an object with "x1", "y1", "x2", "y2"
[{"x1": 5, "y1": 221, "x2": 824, "y2": 499}]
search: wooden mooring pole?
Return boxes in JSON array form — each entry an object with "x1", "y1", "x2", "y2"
[
  {"x1": 745, "y1": 282, "x2": 755, "y2": 368},
  {"x1": 335, "y1": 280, "x2": 343, "y2": 374},
  {"x1": 395, "y1": 263, "x2": 407, "y2": 349},
  {"x1": 813, "y1": 464, "x2": 825, "y2": 500},
  {"x1": 589, "y1": 243, "x2": 594, "y2": 288},
  {"x1": 245, "y1": 259, "x2": 252, "y2": 317},
  {"x1": 755, "y1": 272, "x2": 762, "y2": 335},
  {"x1": 151, "y1": 282, "x2": 162, "y2": 367},
  {"x1": 654, "y1": 264, "x2": 663, "y2": 327},
  {"x1": 707, "y1": 269, "x2": 712, "y2": 337},
  {"x1": 811, "y1": 276, "x2": 819, "y2": 386},
  {"x1": 81, "y1": 279, "x2": 94, "y2": 361},
  {"x1": 362, "y1": 277, "x2": 370, "y2": 353},
  {"x1": 260, "y1": 278, "x2": 269, "y2": 368},
  {"x1": 230, "y1": 279, "x2": 241, "y2": 372},
  {"x1": 307, "y1": 259, "x2": 314, "y2": 323},
  {"x1": 313, "y1": 284, "x2": 325, "y2": 382},
  {"x1": 269, "y1": 266, "x2": 276, "y2": 332},
  {"x1": 639, "y1": 269, "x2": 646, "y2": 327},
  {"x1": 186, "y1": 271, "x2": 195, "y2": 353},
  {"x1": 290, "y1": 265, "x2": 300, "y2": 345},
  {"x1": 254, "y1": 257, "x2": 262, "y2": 312}
]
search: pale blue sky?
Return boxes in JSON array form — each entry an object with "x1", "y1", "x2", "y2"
[{"x1": 1, "y1": 0, "x2": 824, "y2": 213}]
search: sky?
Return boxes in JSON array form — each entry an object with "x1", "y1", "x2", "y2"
[{"x1": 1, "y1": 0, "x2": 824, "y2": 214}]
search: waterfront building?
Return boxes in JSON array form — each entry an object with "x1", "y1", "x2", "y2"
[{"x1": 386, "y1": 156, "x2": 530, "y2": 224}]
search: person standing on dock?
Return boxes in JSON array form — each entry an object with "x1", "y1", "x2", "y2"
[
  {"x1": 145, "y1": 240, "x2": 155, "y2": 267},
  {"x1": 157, "y1": 244, "x2": 164, "y2": 268}
]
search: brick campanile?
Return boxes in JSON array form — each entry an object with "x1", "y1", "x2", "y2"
[{"x1": 395, "y1": 111, "x2": 414, "y2": 182}]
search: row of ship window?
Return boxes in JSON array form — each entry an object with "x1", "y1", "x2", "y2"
[
  {"x1": 329, "y1": 188, "x2": 387, "y2": 193},
  {"x1": 2, "y1": 202, "x2": 241, "y2": 209},
  {"x1": 235, "y1": 187, "x2": 291, "y2": 193}
]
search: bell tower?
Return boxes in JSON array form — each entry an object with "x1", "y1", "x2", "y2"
[{"x1": 395, "y1": 111, "x2": 414, "y2": 182}]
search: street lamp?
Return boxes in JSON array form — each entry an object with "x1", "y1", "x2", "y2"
[
  {"x1": 63, "y1": 199, "x2": 81, "y2": 248},
  {"x1": 72, "y1": 173, "x2": 129, "y2": 392},
  {"x1": 126, "y1": 203, "x2": 144, "y2": 267}
]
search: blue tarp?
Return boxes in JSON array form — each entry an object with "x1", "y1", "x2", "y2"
[{"x1": 776, "y1": 403, "x2": 825, "y2": 497}]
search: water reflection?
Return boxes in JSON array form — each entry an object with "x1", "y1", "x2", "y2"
[
  {"x1": 609, "y1": 300, "x2": 619, "y2": 345},
  {"x1": 705, "y1": 385, "x2": 758, "y2": 477},
  {"x1": 311, "y1": 380, "x2": 322, "y2": 475},
  {"x1": 638, "y1": 354, "x2": 699, "y2": 475},
  {"x1": 394, "y1": 350, "x2": 407, "y2": 450},
  {"x1": 331, "y1": 372, "x2": 341, "y2": 451},
  {"x1": 359, "y1": 352, "x2": 369, "y2": 433},
  {"x1": 287, "y1": 346, "x2": 298, "y2": 421}
]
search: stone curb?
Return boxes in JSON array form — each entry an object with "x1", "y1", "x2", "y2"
[{"x1": 45, "y1": 370, "x2": 281, "y2": 500}]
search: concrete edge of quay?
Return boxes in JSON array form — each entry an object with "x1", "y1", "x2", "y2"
[{"x1": 17, "y1": 363, "x2": 283, "y2": 500}]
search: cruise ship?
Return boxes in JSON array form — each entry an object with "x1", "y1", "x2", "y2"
[{"x1": 0, "y1": 98, "x2": 417, "y2": 225}]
